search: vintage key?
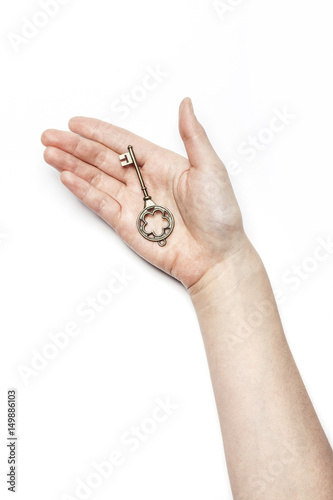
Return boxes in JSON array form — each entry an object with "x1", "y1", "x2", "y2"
[{"x1": 119, "y1": 145, "x2": 175, "y2": 247}]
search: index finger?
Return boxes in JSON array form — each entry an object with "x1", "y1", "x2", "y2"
[{"x1": 68, "y1": 117, "x2": 159, "y2": 165}]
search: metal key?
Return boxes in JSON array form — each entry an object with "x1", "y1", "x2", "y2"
[{"x1": 119, "y1": 146, "x2": 175, "y2": 247}]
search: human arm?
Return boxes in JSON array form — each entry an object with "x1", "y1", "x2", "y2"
[{"x1": 41, "y1": 98, "x2": 333, "y2": 499}]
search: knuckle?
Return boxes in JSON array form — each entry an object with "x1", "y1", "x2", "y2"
[
  {"x1": 94, "y1": 147, "x2": 108, "y2": 168},
  {"x1": 72, "y1": 159, "x2": 80, "y2": 175},
  {"x1": 91, "y1": 121, "x2": 102, "y2": 141},
  {"x1": 90, "y1": 172, "x2": 102, "y2": 188},
  {"x1": 71, "y1": 137, "x2": 80, "y2": 156},
  {"x1": 82, "y1": 184, "x2": 92, "y2": 203},
  {"x1": 82, "y1": 184, "x2": 107, "y2": 216},
  {"x1": 183, "y1": 123, "x2": 206, "y2": 144},
  {"x1": 96, "y1": 196, "x2": 108, "y2": 214}
]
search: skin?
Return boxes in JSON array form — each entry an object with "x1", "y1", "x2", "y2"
[{"x1": 41, "y1": 98, "x2": 333, "y2": 499}]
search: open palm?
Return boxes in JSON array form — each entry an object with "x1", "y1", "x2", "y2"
[{"x1": 41, "y1": 98, "x2": 245, "y2": 289}]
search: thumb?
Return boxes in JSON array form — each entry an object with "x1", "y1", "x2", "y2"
[{"x1": 178, "y1": 97, "x2": 220, "y2": 170}]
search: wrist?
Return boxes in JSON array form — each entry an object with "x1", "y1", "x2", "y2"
[{"x1": 188, "y1": 235, "x2": 265, "y2": 309}]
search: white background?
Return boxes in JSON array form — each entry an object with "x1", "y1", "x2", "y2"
[{"x1": 1, "y1": 0, "x2": 333, "y2": 498}]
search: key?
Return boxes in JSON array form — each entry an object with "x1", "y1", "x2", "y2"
[{"x1": 119, "y1": 145, "x2": 175, "y2": 247}]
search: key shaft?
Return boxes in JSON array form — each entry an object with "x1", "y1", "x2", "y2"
[{"x1": 127, "y1": 146, "x2": 152, "y2": 203}]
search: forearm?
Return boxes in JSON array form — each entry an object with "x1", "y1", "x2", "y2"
[{"x1": 190, "y1": 237, "x2": 333, "y2": 499}]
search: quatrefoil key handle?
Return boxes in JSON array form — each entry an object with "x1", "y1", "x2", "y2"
[{"x1": 119, "y1": 146, "x2": 175, "y2": 247}]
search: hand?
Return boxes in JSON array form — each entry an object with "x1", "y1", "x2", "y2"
[{"x1": 41, "y1": 98, "x2": 246, "y2": 290}]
